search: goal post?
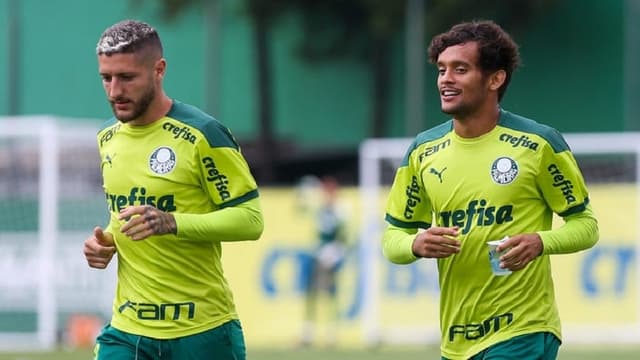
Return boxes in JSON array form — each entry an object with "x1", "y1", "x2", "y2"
[
  {"x1": 0, "y1": 116, "x2": 116, "y2": 350},
  {"x1": 358, "y1": 132, "x2": 640, "y2": 346},
  {"x1": 0, "y1": 117, "x2": 58, "y2": 349}
]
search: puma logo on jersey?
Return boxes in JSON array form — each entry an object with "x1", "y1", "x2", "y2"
[
  {"x1": 101, "y1": 153, "x2": 116, "y2": 170},
  {"x1": 429, "y1": 167, "x2": 446, "y2": 183},
  {"x1": 439, "y1": 199, "x2": 513, "y2": 235}
]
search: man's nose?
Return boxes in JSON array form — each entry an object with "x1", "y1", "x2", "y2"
[
  {"x1": 440, "y1": 69, "x2": 454, "y2": 83},
  {"x1": 108, "y1": 79, "x2": 123, "y2": 99}
]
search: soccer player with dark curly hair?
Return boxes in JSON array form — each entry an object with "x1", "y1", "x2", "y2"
[{"x1": 383, "y1": 20, "x2": 598, "y2": 360}]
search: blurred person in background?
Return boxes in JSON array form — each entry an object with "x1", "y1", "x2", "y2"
[
  {"x1": 82, "y1": 19, "x2": 263, "y2": 360},
  {"x1": 297, "y1": 176, "x2": 349, "y2": 347},
  {"x1": 382, "y1": 20, "x2": 598, "y2": 360}
]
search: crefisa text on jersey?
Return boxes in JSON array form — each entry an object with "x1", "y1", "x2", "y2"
[
  {"x1": 439, "y1": 199, "x2": 514, "y2": 235},
  {"x1": 404, "y1": 175, "x2": 422, "y2": 219},
  {"x1": 105, "y1": 187, "x2": 177, "y2": 212},
  {"x1": 202, "y1": 157, "x2": 231, "y2": 201},
  {"x1": 547, "y1": 164, "x2": 576, "y2": 204},
  {"x1": 163, "y1": 122, "x2": 197, "y2": 144},
  {"x1": 499, "y1": 133, "x2": 539, "y2": 150}
]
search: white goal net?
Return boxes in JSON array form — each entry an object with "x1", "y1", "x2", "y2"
[
  {"x1": 0, "y1": 116, "x2": 116, "y2": 350},
  {"x1": 358, "y1": 133, "x2": 640, "y2": 346}
]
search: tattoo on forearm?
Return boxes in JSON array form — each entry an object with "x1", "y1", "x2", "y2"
[{"x1": 144, "y1": 206, "x2": 177, "y2": 235}]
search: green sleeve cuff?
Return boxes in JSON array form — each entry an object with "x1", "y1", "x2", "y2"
[
  {"x1": 174, "y1": 197, "x2": 264, "y2": 242},
  {"x1": 382, "y1": 225, "x2": 419, "y2": 264},
  {"x1": 538, "y1": 204, "x2": 599, "y2": 255}
]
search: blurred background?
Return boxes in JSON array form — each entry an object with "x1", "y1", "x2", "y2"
[
  {"x1": 1, "y1": 0, "x2": 639, "y2": 358},
  {"x1": 1, "y1": 0, "x2": 638, "y2": 184}
]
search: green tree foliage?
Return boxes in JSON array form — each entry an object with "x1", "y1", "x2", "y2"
[
  {"x1": 139, "y1": 0, "x2": 558, "y2": 60},
  {"x1": 132, "y1": 0, "x2": 559, "y2": 181}
]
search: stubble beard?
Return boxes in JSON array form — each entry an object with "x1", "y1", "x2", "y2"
[
  {"x1": 441, "y1": 92, "x2": 486, "y2": 120},
  {"x1": 442, "y1": 102, "x2": 473, "y2": 119},
  {"x1": 112, "y1": 86, "x2": 156, "y2": 123}
]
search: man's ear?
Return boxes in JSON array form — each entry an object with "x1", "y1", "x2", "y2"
[
  {"x1": 155, "y1": 58, "x2": 166, "y2": 79},
  {"x1": 489, "y1": 69, "x2": 506, "y2": 91}
]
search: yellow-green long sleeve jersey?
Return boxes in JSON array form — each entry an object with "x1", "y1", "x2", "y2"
[
  {"x1": 383, "y1": 109, "x2": 598, "y2": 359},
  {"x1": 97, "y1": 100, "x2": 263, "y2": 339}
]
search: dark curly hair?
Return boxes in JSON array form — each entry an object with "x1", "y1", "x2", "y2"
[{"x1": 428, "y1": 20, "x2": 520, "y2": 101}]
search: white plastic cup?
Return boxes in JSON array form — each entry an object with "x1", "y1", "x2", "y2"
[{"x1": 487, "y1": 236, "x2": 511, "y2": 276}]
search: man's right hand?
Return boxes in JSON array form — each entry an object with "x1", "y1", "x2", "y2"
[
  {"x1": 83, "y1": 226, "x2": 116, "y2": 269},
  {"x1": 412, "y1": 226, "x2": 461, "y2": 258}
]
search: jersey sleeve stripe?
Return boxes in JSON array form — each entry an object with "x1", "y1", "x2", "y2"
[
  {"x1": 219, "y1": 189, "x2": 259, "y2": 209},
  {"x1": 385, "y1": 213, "x2": 431, "y2": 229},
  {"x1": 557, "y1": 197, "x2": 589, "y2": 217}
]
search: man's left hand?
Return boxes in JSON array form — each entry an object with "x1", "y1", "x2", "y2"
[
  {"x1": 497, "y1": 233, "x2": 544, "y2": 272},
  {"x1": 119, "y1": 205, "x2": 177, "y2": 240}
]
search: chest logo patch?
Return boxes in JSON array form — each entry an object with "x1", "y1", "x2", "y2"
[
  {"x1": 149, "y1": 146, "x2": 177, "y2": 175},
  {"x1": 491, "y1": 157, "x2": 518, "y2": 184},
  {"x1": 429, "y1": 167, "x2": 447, "y2": 183},
  {"x1": 101, "y1": 153, "x2": 116, "y2": 171}
]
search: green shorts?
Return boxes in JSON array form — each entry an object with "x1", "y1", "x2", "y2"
[
  {"x1": 443, "y1": 332, "x2": 561, "y2": 360},
  {"x1": 94, "y1": 320, "x2": 246, "y2": 360}
]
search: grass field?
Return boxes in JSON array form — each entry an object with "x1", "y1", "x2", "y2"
[{"x1": 0, "y1": 345, "x2": 639, "y2": 360}]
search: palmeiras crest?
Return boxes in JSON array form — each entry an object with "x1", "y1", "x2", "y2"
[
  {"x1": 149, "y1": 146, "x2": 177, "y2": 175},
  {"x1": 491, "y1": 156, "x2": 518, "y2": 185}
]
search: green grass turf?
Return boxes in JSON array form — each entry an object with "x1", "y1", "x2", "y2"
[{"x1": 0, "y1": 345, "x2": 638, "y2": 360}]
